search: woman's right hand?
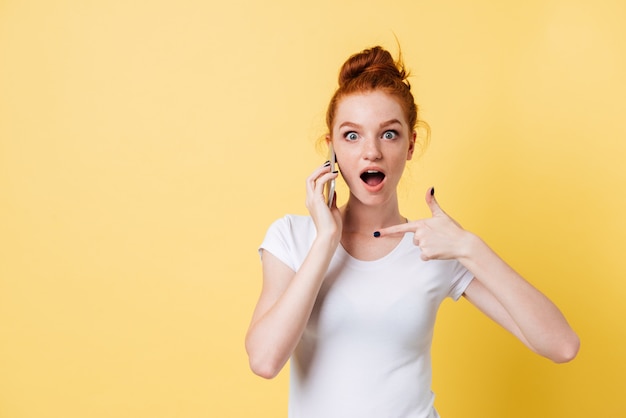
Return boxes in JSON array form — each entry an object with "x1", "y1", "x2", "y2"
[
  {"x1": 246, "y1": 163, "x2": 343, "y2": 379},
  {"x1": 305, "y1": 162, "x2": 342, "y2": 247}
]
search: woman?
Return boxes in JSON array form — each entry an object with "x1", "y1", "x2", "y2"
[{"x1": 245, "y1": 46, "x2": 579, "y2": 418}]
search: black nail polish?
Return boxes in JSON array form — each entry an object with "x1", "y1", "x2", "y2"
[
  {"x1": 332, "y1": 170, "x2": 339, "y2": 174},
  {"x1": 324, "y1": 160, "x2": 331, "y2": 167},
  {"x1": 373, "y1": 231, "x2": 381, "y2": 238},
  {"x1": 430, "y1": 187, "x2": 435, "y2": 196}
]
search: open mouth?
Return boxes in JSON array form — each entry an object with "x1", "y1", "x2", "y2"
[{"x1": 360, "y1": 170, "x2": 386, "y2": 187}]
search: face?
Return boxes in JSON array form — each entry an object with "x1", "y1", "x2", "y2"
[{"x1": 329, "y1": 90, "x2": 416, "y2": 206}]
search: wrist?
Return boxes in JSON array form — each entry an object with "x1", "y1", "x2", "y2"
[
  {"x1": 457, "y1": 231, "x2": 484, "y2": 262},
  {"x1": 314, "y1": 227, "x2": 341, "y2": 249}
]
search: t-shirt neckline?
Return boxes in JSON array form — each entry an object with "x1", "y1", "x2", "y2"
[{"x1": 336, "y1": 232, "x2": 414, "y2": 270}]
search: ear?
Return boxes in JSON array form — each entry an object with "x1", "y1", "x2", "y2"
[
  {"x1": 406, "y1": 131, "x2": 417, "y2": 160},
  {"x1": 325, "y1": 134, "x2": 338, "y2": 166}
]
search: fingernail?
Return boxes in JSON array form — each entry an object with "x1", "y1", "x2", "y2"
[
  {"x1": 324, "y1": 160, "x2": 331, "y2": 167},
  {"x1": 373, "y1": 231, "x2": 381, "y2": 238},
  {"x1": 430, "y1": 187, "x2": 435, "y2": 196},
  {"x1": 332, "y1": 170, "x2": 339, "y2": 174}
]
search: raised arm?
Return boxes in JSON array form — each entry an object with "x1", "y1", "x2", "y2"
[
  {"x1": 375, "y1": 188, "x2": 580, "y2": 363},
  {"x1": 245, "y1": 163, "x2": 341, "y2": 379}
]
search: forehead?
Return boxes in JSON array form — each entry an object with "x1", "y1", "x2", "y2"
[{"x1": 334, "y1": 91, "x2": 407, "y2": 129}]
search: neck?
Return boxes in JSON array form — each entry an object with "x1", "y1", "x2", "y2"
[{"x1": 341, "y1": 194, "x2": 405, "y2": 235}]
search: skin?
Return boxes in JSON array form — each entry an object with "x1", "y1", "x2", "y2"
[{"x1": 245, "y1": 90, "x2": 580, "y2": 380}]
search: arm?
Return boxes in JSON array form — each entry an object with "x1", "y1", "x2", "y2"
[
  {"x1": 460, "y1": 236, "x2": 579, "y2": 363},
  {"x1": 376, "y1": 188, "x2": 580, "y2": 363},
  {"x1": 245, "y1": 163, "x2": 341, "y2": 379}
]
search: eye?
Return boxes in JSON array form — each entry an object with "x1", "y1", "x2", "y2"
[
  {"x1": 344, "y1": 131, "x2": 359, "y2": 141},
  {"x1": 383, "y1": 130, "x2": 398, "y2": 140}
]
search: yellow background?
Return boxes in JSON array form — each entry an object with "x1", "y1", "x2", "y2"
[{"x1": 1, "y1": 0, "x2": 624, "y2": 417}]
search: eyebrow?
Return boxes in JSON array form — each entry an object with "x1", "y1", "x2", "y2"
[
  {"x1": 337, "y1": 121, "x2": 360, "y2": 130},
  {"x1": 337, "y1": 119, "x2": 404, "y2": 130},
  {"x1": 379, "y1": 119, "x2": 403, "y2": 129}
]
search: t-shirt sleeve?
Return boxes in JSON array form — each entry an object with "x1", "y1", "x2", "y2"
[
  {"x1": 258, "y1": 216, "x2": 298, "y2": 271},
  {"x1": 448, "y1": 261, "x2": 474, "y2": 301}
]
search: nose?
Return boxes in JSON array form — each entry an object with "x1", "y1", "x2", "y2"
[{"x1": 362, "y1": 138, "x2": 382, "y2": 161}]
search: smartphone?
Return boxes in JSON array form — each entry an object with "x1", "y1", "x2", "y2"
[{"x1": 325, "y1": 144, "x2": 336, "y2": 208}]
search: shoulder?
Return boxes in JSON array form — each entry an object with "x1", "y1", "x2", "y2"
[
  {"x1": 260, "y1": 215, "x2": 316, "y2": 271},
  {"x1": 267, "y1": 214, "x2": 315, "y2": 236}
]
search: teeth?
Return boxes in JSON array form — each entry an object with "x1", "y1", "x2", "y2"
[{"x1": 367, "y1": 170, "x2": 379, "y2": 173}]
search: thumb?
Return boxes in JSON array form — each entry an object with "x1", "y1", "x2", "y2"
[{"x1": 425, "y1": 187, "x2": 445, "y2": 216}]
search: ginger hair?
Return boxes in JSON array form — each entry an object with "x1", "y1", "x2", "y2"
[{"x1": 325, "y1": 46, "x2": 425, "y2": 136}]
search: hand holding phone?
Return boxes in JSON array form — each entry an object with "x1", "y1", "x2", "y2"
[{"x1": 325, "y1": 145, "x2": 336, "y2": 207}]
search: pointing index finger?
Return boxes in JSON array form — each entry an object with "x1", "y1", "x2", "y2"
[{"x1": 374, "y1": 221, "x2": 418, "y2": 238}]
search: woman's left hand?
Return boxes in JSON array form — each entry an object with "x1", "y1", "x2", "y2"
[{"x1": 375, "y1": 188, "x2": 474, "y2": 261}]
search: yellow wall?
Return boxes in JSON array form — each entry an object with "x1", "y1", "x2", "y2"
[{"x1": 1, "y1": 1, "x2": 624, "y2": 417}]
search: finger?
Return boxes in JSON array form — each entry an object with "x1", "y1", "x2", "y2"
[
  {"x1": 312, "y1": 172, "x2": 339, "y2": 203},
  {"x1": 425, "y1": 187, "x2": 445, "y2": 216},
  {"x1": 374, "y1": 221, "x2": 419, "y2": 238},
  {"x1": 309, "y1": 160, "x2": 332, "y2": 180},
  {"x1": 306, "y1": 162, "x2": 334, "y2": 191}
]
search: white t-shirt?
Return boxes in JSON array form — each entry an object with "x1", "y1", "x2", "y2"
[{"x1": 259, "y1": 215, "x2": 474, "y2": 418}]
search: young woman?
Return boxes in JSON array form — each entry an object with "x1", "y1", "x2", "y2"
[{"x1": 245, "y1": 46, "x2": 579, "y2": 418}]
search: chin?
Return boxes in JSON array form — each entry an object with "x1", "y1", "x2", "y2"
[{"x1": 352, "y1": 191, "x2": 394, "y2": 207}]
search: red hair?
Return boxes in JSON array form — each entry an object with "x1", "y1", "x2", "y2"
[{"x1": 326, "y1": 46, "x2": 423, "y2": 135}]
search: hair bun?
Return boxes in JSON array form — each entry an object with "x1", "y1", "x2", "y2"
[
  {"x1": 325, "y1": 45, "x2": 425, "y2": 138},
  {"x1": 338, "y1": 46, "x2": 408, "y2": 87}
]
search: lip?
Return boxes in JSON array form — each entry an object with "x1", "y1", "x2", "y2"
[{"x1": 359, "y1": 166, "x2": 386, "y2": 193}]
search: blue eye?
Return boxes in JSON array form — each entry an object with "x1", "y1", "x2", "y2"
[
  {"x1": 383, "y1": 130, "x2": 398, "y2": 140},
  {"x1": 344, "y1": 132, "x2": 358, "y2": 141}
]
